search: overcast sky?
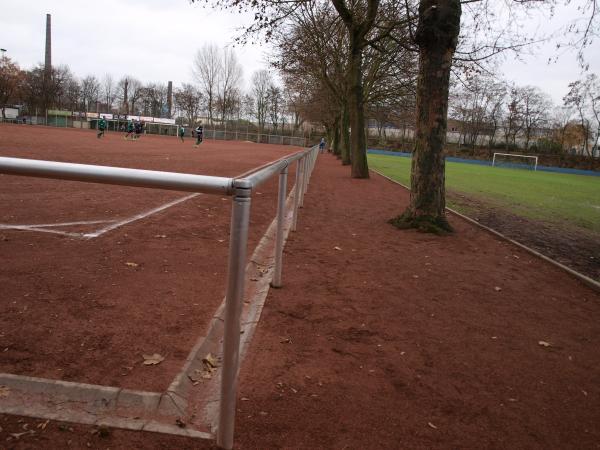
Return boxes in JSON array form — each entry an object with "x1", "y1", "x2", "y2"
[{"x1": 1, "y1": 1, "x2": 598, "y2": 104}]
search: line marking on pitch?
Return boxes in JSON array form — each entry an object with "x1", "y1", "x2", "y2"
[
  {"x1": 0, "y1": 225, "x2": 85, "y2": 238},
  {"x1": 0, "y1": 220, "x2": 115, "y2": 229},
  {"x1": 0, "y1": 194, "x2": 201, "y2": 239},
  {"x1": 83, "y1": 193, "x2": 201, "y2": 239}
]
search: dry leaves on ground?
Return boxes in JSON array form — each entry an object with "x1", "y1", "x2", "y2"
[{"x1": 142, "y1": 353, "x2": 165, "y2": 365}]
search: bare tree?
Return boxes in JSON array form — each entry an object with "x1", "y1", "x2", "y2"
[
  {"x1": 564, "y1": 79, "x2": 594, "y2": 156},
  {"x1": 81, "y1": 75, "x2": 100, "y2": 113},
  {"x1": 520, "y1": 86, "x2": 553, "y2": 150},
  {"x1": 251, "y1": 70, "x2": 272, "y2": 132},
  {"x1": 217, "y1": 47, "x2": 243, "y2": 123},
  {"x1": 267, "y1": 84, "x2": 284, "y2": 132},
  {"x1": 0, "y1": 55, "x2": 22, "y2": 119},
  {"x1": 101, "y1": 74, "x2": 116, "y2": 113},
  {"x1": 174, "y1": 83, "x2": 204, "y2": 127},
  {"x1": 193, "y1": 43, "x2": 222, "y2": 125}
]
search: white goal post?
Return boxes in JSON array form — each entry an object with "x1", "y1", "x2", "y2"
[{"x1": 492, "y1": 153, "x2": 538, "y2": 171}]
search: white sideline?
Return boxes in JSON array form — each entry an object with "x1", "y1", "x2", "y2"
[
  {"x1": 0, "y1": 194, "x2": 200, "y2": 239},
  {"x1": 82, "y1": 193, "x2": 200, "y2": 239},
  {"x1": 0, "y1": 220, "x2": 115, "y2": 229},
  {"x1": 0, "y1": 224, "x2": 85, "y2": 238}
]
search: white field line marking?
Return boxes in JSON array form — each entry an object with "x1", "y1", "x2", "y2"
[
  {"x1": 0, "y1": 224, "x2": 85, "y2": 238},
  {"x1": 83, "y1": 193, "x2": 201, "y2": 239},
  {"x1": 0, "y1": 219, "x2": 115, "y2": 229}
]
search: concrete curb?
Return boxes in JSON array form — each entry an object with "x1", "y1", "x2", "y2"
[{"x1": 370, "y1": 168, "x2": 600, "y2": 293}]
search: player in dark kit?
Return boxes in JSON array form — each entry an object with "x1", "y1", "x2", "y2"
[
  {"x1": 124, "y1": 120, "x2": 134, "y2": 140},
  {"x1": 194, "y1": 123, "x2": 203, "y2": 147},
  {"x1": 133, "y1": 121, "x2": 143, "y2": 140},
  {"x1": 97, "y1": 117, "x2": 107, "y2": 138}
]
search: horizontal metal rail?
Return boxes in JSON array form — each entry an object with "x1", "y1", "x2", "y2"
[
  {"x1": 0, "y1": 157, "x2": 233, "y2": 194},
  {"x1": 241, "y1": 149, "x2": 311, "y2": 189}
]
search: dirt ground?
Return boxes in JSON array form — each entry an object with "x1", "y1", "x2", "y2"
[
  {"x1": 0, "y1": 124, "x2": 297, "y2": 391},
  {"x1": 449, "y1": 194, "x2": 600, "y2": 281},
  {"x1": 1, "y1": 130, "x2": 599, "y2": 449}
]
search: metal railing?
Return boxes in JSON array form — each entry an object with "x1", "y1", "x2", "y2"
[{"x1": 0, "y1": 145, "x2": 320, "y2": 449}]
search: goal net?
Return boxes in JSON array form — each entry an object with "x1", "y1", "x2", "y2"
[{"x1": 492, "y1": 153, "x2": 538, "y2": 171}]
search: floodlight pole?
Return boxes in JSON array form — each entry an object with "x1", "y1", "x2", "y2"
[{"x1": 218, "y1": 179, "x2": 252, "y2": 450}]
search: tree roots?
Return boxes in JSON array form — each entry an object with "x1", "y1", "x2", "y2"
[{"x1": 388, "y1": 211, "x2": 453, "y2": 235}]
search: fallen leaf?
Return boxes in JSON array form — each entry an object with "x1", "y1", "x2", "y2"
[
  {"x1": 125, "y1": 262, "x2": 139, "y2": 268},
  {"x1": 241, "y1": 397, "x2": 250, "y2": 401},
  {"x1": 538, "y1": 341, "x2": 552, "y2": 347},
  {"x1": 175, "y1": 418, "x2": 186, "y2": 428},
  {"x1": 333, "y1": 246, "x2": 342, "y2": 251},
  {"x1": 259, "y1": 411, "x2": 268, "y2": 416},
  {"x1": 142, "y1": 353, "x2": 165, "y2": 365},
  {"x1": 37, "y1": 420, "x2": 49, "y2": 430},
  {"x1": 154, "y1": 235, "x2": 167, "y2": 239},
  {"x1": 494, "y1": 286, "x2": 502, "y2": 292},
  {"x1": 10, "y1": 430, "x2": 36, "y2": 439},
  {"x1": 203, "y1": 353, "x2": 218, "y2": 369},
  {"x1": 217, "y1": 239, "x2": 225, "y2": 243},
  {"x1": 427, "y1": 422, "x2": 438, "y2": 430},
  {"x1": 0, "y1": 386, "x2": 9, "y2": 397}
]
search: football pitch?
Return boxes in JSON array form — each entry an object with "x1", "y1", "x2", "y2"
[{"x1": 368, "y1": 153, "x2": 600, "y2": 233}]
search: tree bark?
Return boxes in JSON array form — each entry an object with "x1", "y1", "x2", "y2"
[
  {"x1": 390, "y1": 0, "x2": 461, "y2": 233},
  {"x1": 332, "y1": 115, "x2": 341, "y2": 156},
  {"x1": 348, "y1": 34, "x2": 369, "y2": 178},
  {"x1": 340, "y1": 98, "x2": 351, "y2": 164}
]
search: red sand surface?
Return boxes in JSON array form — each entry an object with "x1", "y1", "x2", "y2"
[
  {"x1": 0, "y1": 124, "x2": 297, "y2": 392},
  {"x1": 1, "y1": 126, "x2": 599, "y2": 449}
]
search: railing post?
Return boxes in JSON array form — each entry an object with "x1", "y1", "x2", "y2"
[
  {"x1": 271, "y1": 165, "x2": 288, "y2": 288},
  {"x1": 218, "y1": 179, "x2": 252, "y2": 450},
  {"x1": 300, "y1": 156, "x2": 308, "y2": 208},
  {"x1": 292, "y1": 158, "x2": 302, "y2": 231}
]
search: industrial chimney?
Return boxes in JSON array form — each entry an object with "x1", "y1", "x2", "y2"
[{"x1": 45, "y1": 14, "x2": 52, "y2": 77}]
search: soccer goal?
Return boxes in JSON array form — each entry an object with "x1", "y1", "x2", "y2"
[{"x1": 492, "y1": 153, "x2": 538, "y2": 171}]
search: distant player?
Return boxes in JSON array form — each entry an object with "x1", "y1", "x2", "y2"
[
  {"x1": 97, "y1": 117, "x2": 107, "y2": 138},
  {"x1": 319, "y1": 137, "x2": 326, "y2": 153},
  {"x1": 194, "y1": 123, "x2": 204, "y2": 147},
  {"x1": 124, "y1": 120, "x2": 134, "y2": 140},
  {"x1": 178, "y1": 125, "x2": 185, "y2": 142},
  {"x1": 134, "y1": 121, "x2": 143, "y2": 140}
]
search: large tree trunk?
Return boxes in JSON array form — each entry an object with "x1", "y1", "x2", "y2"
[
  {"x1": 340, "y1": 99, "x2": 351, "y2": 164},
  {"x1": 332, "y1": 115, "x2": 341, "y2": 156},
  {"x1": 390, "y1": 0, "x2": 461, "y2": 233},
  {"x1": 348, "y1": 35, "x2": 369, "y2": 178}
]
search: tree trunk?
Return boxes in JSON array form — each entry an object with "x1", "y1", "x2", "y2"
[
  {"x1": 332, "y1": 115, "x2": 341, "y2": 156},
  {"x1": 390, "y1": 0, "x2": 461, "y2": 233},
  {"x1": 340, "y1": 99, "x2": 351, "y2": 164},
  {"x1": 348, "y1": 35, "x2": 369, "y2": 178}
]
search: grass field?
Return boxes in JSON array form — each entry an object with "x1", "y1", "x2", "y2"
[{"x1": 368, "y1": 153, "x2": 600, "y2": 233}]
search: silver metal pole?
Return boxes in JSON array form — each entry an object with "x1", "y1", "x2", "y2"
[
  {"x1": 218, "y1": 180, "x2": 252, "y2": 450},
  {"x1": 299, "y1": 157, "x2": 306, "y2": 208},
  {"x1": 301, "y1": 157, "x2": 309, "y2": 204},
  {"x1": 271, "y1": 166, "x2": 288, "y2": 288},
  {"x1": 0, "y1": 157, "x2": 233, "y2": 195},
  {"x1": 291, "y1": 159, "x2": 302, "y2": 231}
]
